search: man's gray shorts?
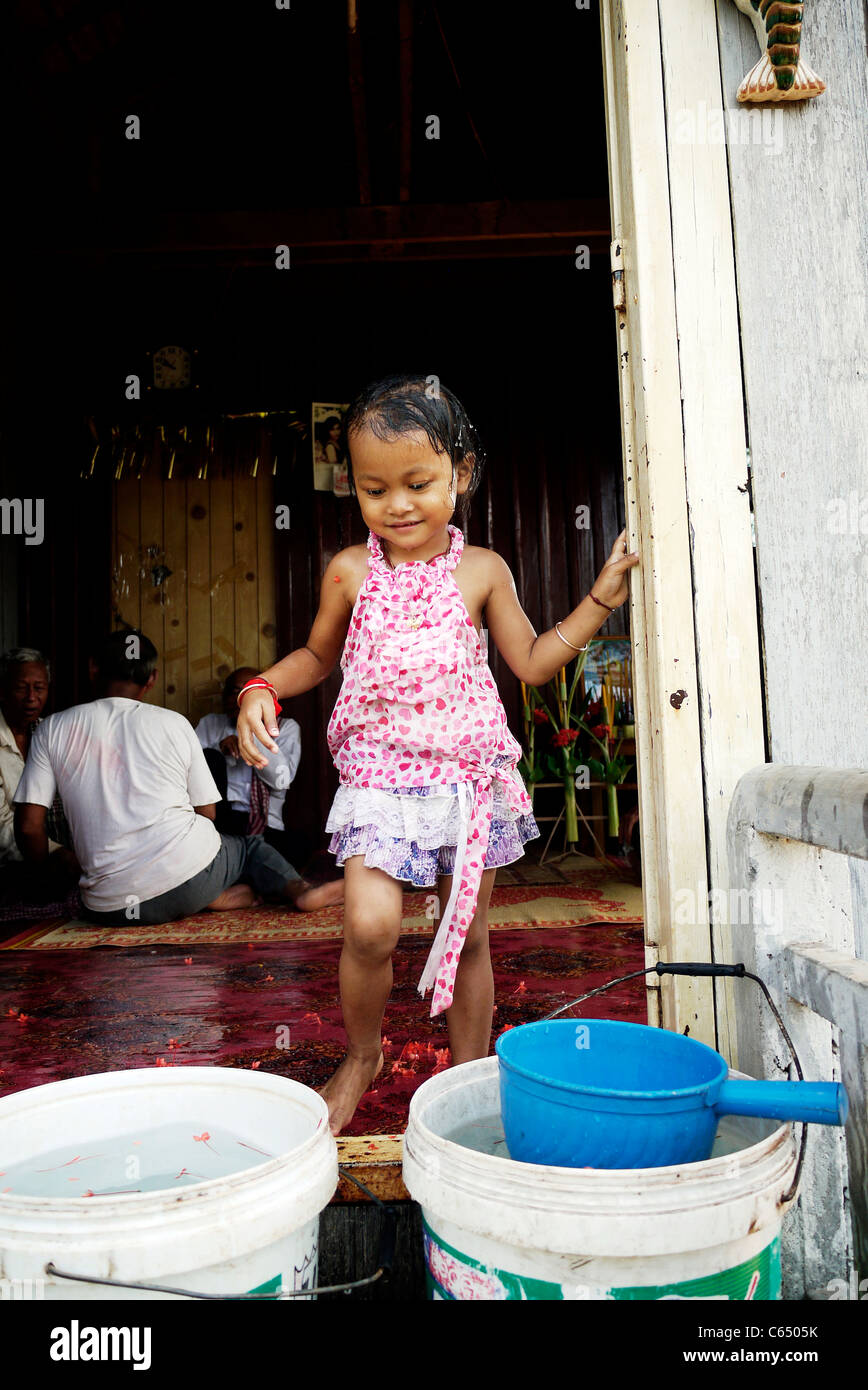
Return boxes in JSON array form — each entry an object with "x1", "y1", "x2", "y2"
[{"x1": 83, "y1": 834, "x2": 301, "y2": 927}]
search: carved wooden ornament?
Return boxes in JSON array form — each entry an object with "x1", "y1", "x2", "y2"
[{"x1": 732, "y1": 1, "x2": 825, "y2": 103}]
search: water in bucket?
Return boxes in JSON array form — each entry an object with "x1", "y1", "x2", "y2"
[
  {"x1": 1, "y1": 1120, "x2": 276, "y2": 1197},
  {"x1": 445, "y1": 1110, "x2": 778, "y2": 1162}
]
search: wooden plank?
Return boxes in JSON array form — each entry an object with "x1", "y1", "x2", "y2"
[
  {"x1": 274, "y1": 435, "x2": 320, "y2": 843},
  {"x1": 656, "y1": 0, "x2": 767, "y2": 1064},
  {"x1": 510, "y1": 381, "x2": 541, "y2": 639},
  {"x1": 81, "y1": 479, "x2": 115, "y2": 702},
  {"x1": 545, "y1": 430, "x2": 570, "y2": 640},
  {"x1": 137, "y1": 475, "x2": 166, "y2": 707},
  {"x1": 209, "y1": 475, "x2": 236, "y2": 690},
  {"x1": 162, "y1": 477, "x2": 189, "y2": 717},
  {"x1": 536, "y1": 444, "x2": 555, "y2": 637},
  {"x1": 601, "y1": 0, "x2": 661, "y2": 1025},
  {"x1": 599, "y1": 0, "x2": 715, "y2": 1044},
  {"x1": 486, "y1": 361, "x2": 517, "y2": 710},
  {"x1": 232, "y1": 475, "x2": 259, "y2": 671},
  {"x1": 316, "y1": 492, "x2": 343, "y2": 841},
  {"x1": 186, "y1": 478, "x2": 214, "y2": 725},
  {"x1": 319, "y1": 1201, "x2": 426, "y2": 1301},
  {"x1": 112, "y1": 479, "x2": 142, "y2": 634},
  {"x1": 255, "y1": 469, "x2": 277, "y2": 673},
  {"x1": 334, "y1": 1135, "x2": 408, "y2": 1203},
  {"x1": 716, "y1": 0, "x2": 868, "y2": 772}
]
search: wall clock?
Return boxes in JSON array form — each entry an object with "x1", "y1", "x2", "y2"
[{"x1": 151, "y1": 345, "x2": 193, "y2": 390}]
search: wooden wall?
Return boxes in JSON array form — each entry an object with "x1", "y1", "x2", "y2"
[
  {"x1": 717, "y1": 0, "x2": 868, "y2": 1299},
  {"x1": 111, "y1": 473, "x2": 277, "y2": 726},
  {"x1": 718, "y1": 3, "x2": 867, "y2": 774}
]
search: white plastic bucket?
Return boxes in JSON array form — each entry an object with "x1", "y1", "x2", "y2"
[
  {"x1": 0, "y1": 1067, "x2": 338, "y2": 1300},
  {"x1": 403, "y1": 1057, "x2": 798, "y2": 1301}
]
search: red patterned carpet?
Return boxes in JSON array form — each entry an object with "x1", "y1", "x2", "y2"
[
  {"x1": 0, "y1": 875, "x2": 643, "y2": 950},
  {"x1": 0, "y1": 923, "x2": 646, "y2": 1136}
]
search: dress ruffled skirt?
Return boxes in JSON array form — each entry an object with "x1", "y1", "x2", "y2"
[{"x1": 325, "y1": 767, "x2": 540, "y2": 887}]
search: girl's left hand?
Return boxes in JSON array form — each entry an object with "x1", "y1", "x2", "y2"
[{"x1": 591, "y1": 529, "x2": 640, "y2": 610}]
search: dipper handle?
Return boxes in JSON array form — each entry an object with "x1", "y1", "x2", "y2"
[
  {"x1": 716, "y1": 1079, "x2": 848, "y2": 1127},
  {"x1": 656, "y1": 962, "x2": 746, "y2": 978}
]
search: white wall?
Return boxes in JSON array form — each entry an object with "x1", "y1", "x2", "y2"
[
  {"x1": 717, "y1": 1, "x2": 868, "y2": 769},
  {"x1": 718, "y1": 0, "x2": 868, "y2": 1296}
]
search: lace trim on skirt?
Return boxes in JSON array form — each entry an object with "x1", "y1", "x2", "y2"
[{"x1": 325, "y1": 781, "x2": 540, "y2": 886}]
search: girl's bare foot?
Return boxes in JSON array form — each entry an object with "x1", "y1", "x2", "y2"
[
  {"x1": 286, "y1": 877, "x2": 345, "y2": 912},
  {"x1": 318, "y1": 1050, "x2": 384, "y2": 1136},
  {"x1": 206, "y1": 883, "x2": 259, "y2": 911}
]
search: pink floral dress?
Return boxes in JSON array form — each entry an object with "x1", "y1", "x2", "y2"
[{"x1": 326, "y1": 523, "x2": 539, "y2": 1016}]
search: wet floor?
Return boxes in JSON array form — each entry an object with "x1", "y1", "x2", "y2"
[{"x1": 0, "y1": 924, "x2": 647, "y2": 1136}]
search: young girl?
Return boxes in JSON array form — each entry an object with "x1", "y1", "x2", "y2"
[{"x1": 236, "y1": 373, "x2": 639, "y2": 1133}]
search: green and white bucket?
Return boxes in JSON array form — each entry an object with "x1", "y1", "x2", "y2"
[
  {"x1": 0, "y1": 1067, "x2": 338, "y2": 1300},
  {"x1": 403, "y1": 1057, "x2": 798, "y2": 1301}
]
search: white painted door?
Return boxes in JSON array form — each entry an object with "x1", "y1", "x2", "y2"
[{"x1": 598, "y1": 1, "x2": 764, "y2": 1052}]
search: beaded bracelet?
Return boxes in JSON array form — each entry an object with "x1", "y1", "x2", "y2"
[{"x1": 237, "y1": 679, "x2": 283, "y2": 717}]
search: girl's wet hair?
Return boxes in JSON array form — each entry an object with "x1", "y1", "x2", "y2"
[{"x1": 343, "y1": 373, "x2": 485, "y2": 521}]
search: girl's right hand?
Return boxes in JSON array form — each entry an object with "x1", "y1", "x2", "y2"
[{"x1": 236, "y1": 694, "x2": 280, "y2": 767}]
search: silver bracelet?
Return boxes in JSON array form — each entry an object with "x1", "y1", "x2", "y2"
[{"x1": 555, "y1": 622, "x2": 589, "y2": 652}]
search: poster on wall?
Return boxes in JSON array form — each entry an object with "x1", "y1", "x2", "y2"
[
  {"x1": 581, "y1": 638, "x2": 632, "y2": 703},
  {"x1": 312, "y1": 402, "x2": 350, "y2": 494}
]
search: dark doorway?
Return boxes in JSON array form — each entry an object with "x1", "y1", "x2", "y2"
[{"x1": 3, "y1": 0, "x2": 632, "y2": 861}]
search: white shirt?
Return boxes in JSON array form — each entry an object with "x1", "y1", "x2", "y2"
[
  {"x1": 195, "y1": 714, "x2": 301, "y2": 832},
  {"x1": 13, "y1": 698, "x2": 222, "y2": 912},
  {"x1": 0, "y1": 708, "x2": 61, "y2": 864}
]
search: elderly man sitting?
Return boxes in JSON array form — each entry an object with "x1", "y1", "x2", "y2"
[
  {"x1": 0, "y1": 647, "x2": 79, "y2": 908},
  {"x1": 196, "y1": 667, "x2": 312, "y2": 870},
  {"x1": 14, "y1": 630, "x2": 343, "y2": 926}
]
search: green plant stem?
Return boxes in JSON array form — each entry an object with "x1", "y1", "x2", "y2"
[
  {"x1": 607, "y1": 783, "x2": 620, "y2": 839},
  {"x1": 563, "y1": 766, "x2": 579, "y2": 842}
]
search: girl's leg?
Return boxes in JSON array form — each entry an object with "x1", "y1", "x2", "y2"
[
  {"x1": 437, "y1": 866, "x2": 498, "y2": 1064},
  {"x1": 319, "y1": 854, "x2": 405, "y2": 1135}
]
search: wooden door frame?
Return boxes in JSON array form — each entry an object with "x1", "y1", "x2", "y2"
[{"x1": 599, "y1": 0, "x2": 766, "y2": 1054}]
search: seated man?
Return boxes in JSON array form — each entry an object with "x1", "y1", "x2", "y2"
[
  {"x1": 13, "y1": 630, "x2": 343, "y2": 926},
  {"x1": 0, "y1": 646, "x2": 79, "y2": 908},
  {"x1": 196, "y1": 667, "x2": 312, "y2": 869}
]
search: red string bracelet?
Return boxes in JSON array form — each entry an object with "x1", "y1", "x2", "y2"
[
  {"x1": 589, "y1": 591, "x2": 617, "y2": 613},
  {"x1": 237, "y1": 679, "x2": 283, "y2": 717}
]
